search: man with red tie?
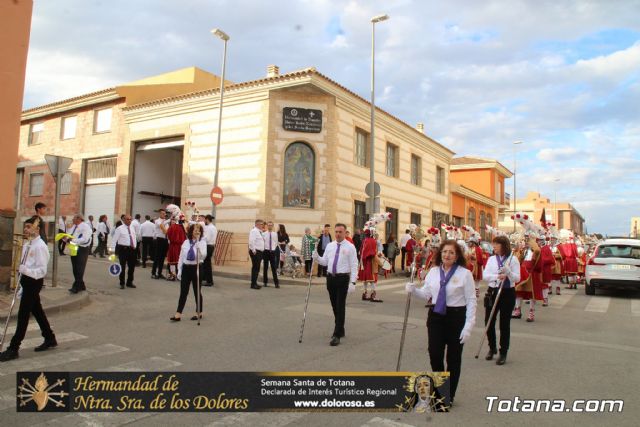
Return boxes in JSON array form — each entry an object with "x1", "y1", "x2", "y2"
[{"x1": 110, "y1": 215, "x2": 138, "y2": 289}]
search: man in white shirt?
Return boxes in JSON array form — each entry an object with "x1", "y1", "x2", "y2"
[
  {"x1": 152, "y1": 209, "x2": 169, "y2": 279},
  {"x1": 262, "y1": 221, "x2": 280, "y2": 288},
  {"x1": 57, "y1": 215, "x2": 67, "y2": 256},
  {"x1": 400, "y1": 229, "x2": 412, "y2": 272},
  {"x1": 131, "y1": 214, "x2": 142, "y2": 265},
  {"x1": 313, "y1": 223, "x2": 359, "y2": 346},
  {"x1": 0, "y1": 218, "x2": 57, "y2": 361},
  {"x1": 93, "y1": 215, "x2": 110, "y2": 258},
  {"x1": 140, "y1": 215, "x2": 155, "y2": 268},
  {"x1": 248, "y1": 219, "x2": 265, "y2": 289},
  {"x1": 110, "y1": 214, "x2": 138, "y2": 289},
  {"x1": 85, "y1": 215, "x2": 96, "y2": 254},
  {"x1": 67, "y1": 214, "x2": 92, "y2": 294},
  {"x1": 201, "y1": 215, "x2": 218, "y2": 287}
]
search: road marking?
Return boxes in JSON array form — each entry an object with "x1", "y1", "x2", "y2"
[
  {"x1": 0, "y1": 344, "x2": 129, "y2": 377},
  {"x1": 287, "y1": 303, "x2": 425, "y2": 326},
  {"x1": 362, "y1": 417, "x2": 419, "y2": 427},
  {"x1": 19, "y1": 332, "x2": 87, "y2": 350},
  {"x1": 2, "y1": 323, "x2": 40, "y2": 336},
  {"x1": 103, "y1": 356, "x2": 182, "y2": 371},
  {"x1": 584, "y1": 297, "x2": 611, "y2": 313},
  {"x1": 631, "y1": 300, "x2": 640, "y2": 317},
  {"x1": 206, "y1": 412, "x2": 306, "y2": 426},
  {"x1": 512, "y1": 331, "x2": 640, "y2": 354},
  {"x1": 547, "y1": 292, "x2": 575, "y2": 309}
]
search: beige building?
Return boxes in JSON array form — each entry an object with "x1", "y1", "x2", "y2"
[
  {"x1": 498, "y1": 191, "x2": 585, "y2": 234},
  {"x1": 18, "y1": 65, "x2": 454, "y2": 264},
  {"x1": 630, "y1": 217, "x2": 640, "y2": 238}
]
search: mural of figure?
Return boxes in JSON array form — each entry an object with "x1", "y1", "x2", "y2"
[{"x1": 284, "y1": 142, "x2": 314, "y2": 208}]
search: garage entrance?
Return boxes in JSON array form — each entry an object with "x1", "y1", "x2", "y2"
[{"x1": 84, "y1": 157, "x2": 117, "y2": 225}]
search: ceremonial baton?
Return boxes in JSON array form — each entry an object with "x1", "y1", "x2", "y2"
[
  {"x1": 474, "y1": 252, "x2": 514, "y2": 359},
  {"x1": 298, "y1": 258, "x2": 316, "y2": 343},
  {"x1": 196, "y1": 244, "x2": 201, "y2": 326},
  {"x1": 396, "y1": 255, "x2": 418, "y2": 371}
]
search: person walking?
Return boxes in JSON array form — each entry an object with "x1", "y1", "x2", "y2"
[
  {"x1": 316, "y1": 224, "x2": 332, "y2": 277},
  {"x1": 85, "y1": 215, "x2": 96, "y2": 254},
  {"x1": 166, "y1": 218, "x2": 187, "y2": 281},
  {"x1": 152, "y1": 209, "x2": 169, "y2": 279},
  {"x1": 110, "y1": 215, "x2": 138, "y2": 289},
  {"x1": 93, "y1": 215, "x2": 109, "y2": 258},
  {"x1": 170, "y1": 223, "x2": 207, "y2": 321},
  {"x1": 248, "y1": 219, "x2": 265, "y2": 289},
  {"x1": 201, "y1": 215, "x2": 217, "y2": 286},
  {"x1": 140, "y1": 215, "x2": 155, "y2": 268},
  {"x1": 0, "y1": 218, "x2": 57, "y2": 361},
  {"x1": 34, "y1": 202, "x2": 48, "y2": 243},
  {"x1": 66, "y1": 214, "x2": 92, "y2": 293},
  {"x1": 263, "y1": 221, "x2": 280, "y2": 288},
  {"x1": 57, "y1": 215, "x2": 67, "y2": 255},
  {"x1": 386, "y1": 233, "x2": 398, "y2": 273},
  {"x1": 400, "y1": 229, "x2": 412, "y2": 271},
  {"x1": 405, "y1": 240, "x2": 477, "y2": 405},
  {"x1": 313, "y1": 223, "x2": 358, "y2": 346},
  {"x1": 131, "y1": 214, "x2": 142, "y2": 265},
  {"x1": 277, "y1": 224, "x2": 290, "y2": 273},
  {"x1": 301, "y1": 227, "x2": 316, "y2": 275}
]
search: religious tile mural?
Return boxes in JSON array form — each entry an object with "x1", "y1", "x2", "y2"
[{"x1": 283, "y1": 142, "x2": 314, "y2": 208}]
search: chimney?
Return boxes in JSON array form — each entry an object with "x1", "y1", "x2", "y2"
[
  {"x1": 267, "y1": 65, "x2": 280, "y2": 78},
  {"x1": 416, "y1": 122, "x2": 425, "y2": 133}
]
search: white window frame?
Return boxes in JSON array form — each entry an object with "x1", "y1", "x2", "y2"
[
  {"x1": 94, "y1": 108, "x2": 112, "y2": 133},
  {"x1": 61, "y1": 115, "x2": 77, "y2": 140},
  {"x1": 411, "y1": 154, "x2": 422, "y2": 186},
  {"x1": 28, "y1": 122, "x2": 44, "y2": 146},
  {"x1": 355, "y1": 128, "x2": 370, "y2": 167}
]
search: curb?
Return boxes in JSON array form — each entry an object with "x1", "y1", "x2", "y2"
[{"x1": 0, "y1": 288, "x2": 91, "y2": 320}]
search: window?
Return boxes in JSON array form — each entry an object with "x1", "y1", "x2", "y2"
[
  {"x1": 480, "y1": 211, "x2": 486, "y2": 239},
  {"x1": 94, "y1": 108, "x2": 112, "y2": 133},
  {"x1": 355, "y1": 128, "x2": 370, "y2": 167},
  {"x1": 468, "y1": 207, "x2": 476, "y2": 228},
  {"x1": 432, "y1": 210, "x2": 450, "y2": 229},
  {"x1": 386, "y1": 143, "x2": 399, "y2": 177},
  {"x1": 436, "y1": 166, "x2": 445, "y2": 194},
  {"x1": 385, "y1": 207, "x2": 399, "y2": 239},
  {"x1": 61, "y1": 116, "x2": 77, "y2": 140},
  {"x1": 29, "y1": 173, "x2": 44, "y2": 196},
  {"x1": 28, "y1": 122, "x2": 44, "y2": 146},
  {"x1": 487, "y1": 213, "x2": 493, "y2": 227},
  {"x1": 86, "y1": 157, "x2": 117, "y2": 183},
  {"x1": 354, "y1": 201, "x2": 367, "y2": 232},
  {"x1": 495, "y1": 178, "x2": 502, "y2": 202},
  {"x1": 60, "y1": 171, "x2": 72, "y2": 194},
  {"x1": 410, "y1": 212, "x2": 422, "y2": 227},
  {"x1": 283, "y1": 142, "x2": 315, "y2": 208},
  {"x1": 411, "y1": 155, "x2": 422, "y2": 186}
]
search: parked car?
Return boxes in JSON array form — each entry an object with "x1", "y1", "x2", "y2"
[{"x1": 585, "y1": 238, "x2": 640, "y2": 295}]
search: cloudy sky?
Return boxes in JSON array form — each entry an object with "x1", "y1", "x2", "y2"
[{"x1": 23, "y1": 0, "x2": 640, "y2": 236}]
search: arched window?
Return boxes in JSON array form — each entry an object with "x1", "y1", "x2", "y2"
[
  {"x1": 479, "y1": 211, "x2": 486, "y2": 240},
  {"x1": 283, "y1": 142, "x2": 315, "y2": 208},
  {"x1": 487, "y1": 213, "x2": 493, "y2": 227},
  {"x1": 467, "y1": 207, "x2": 476, "y2": 229}
]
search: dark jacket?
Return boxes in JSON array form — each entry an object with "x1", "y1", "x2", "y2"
[{"x1": 316, "y1": 233, "x2": 333, "y2": 255}]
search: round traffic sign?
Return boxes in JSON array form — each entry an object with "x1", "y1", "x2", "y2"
[
  {"x1": 365, "y1": 182, "x2": 381, "y2": 197},
  {"x1": 108, "y1": 263, "x2": 122, "y2": 277},
  {"x1": 210, "y1": 186, "x2": 224, "y2": 206}
]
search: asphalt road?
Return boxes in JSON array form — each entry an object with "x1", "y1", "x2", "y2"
[{"x1": 1, "y1": 256, "x2": 638, "y2": 426}]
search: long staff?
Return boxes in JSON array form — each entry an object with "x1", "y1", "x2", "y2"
[
  {"x1": 474, "y1": 253, "x2": 514, "y2": 359},
  {"x1": 0, "y1": 240, "x2": 29, "y2": 351},
  {"x1": 196, "y1": 244, "x2": 202, "y2": 326},
  {"x1": 298, "y1": 259, "x2": 316, "y2": 343},
  {"x1": 396, "y1": 252, "x2": 418, "y2": 371}
]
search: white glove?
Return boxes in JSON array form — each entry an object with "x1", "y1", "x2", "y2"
[
  {"x1": 405, "y1": 282, "x2": 416, "y2": 294},
  {"x1": 348, "y1": 283, "x2": 356, "y2": 294},
  {"x1": 459, "y1": 328, "x2": 471, "y2": 344},
  {"x1": 177, "y1": 272, "x2": 182, "y2": 281},
  {"x1": 18, "y1": 265, "x2": 27, "y2": 275}
]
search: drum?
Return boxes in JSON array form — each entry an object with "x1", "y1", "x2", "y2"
[{"x1": 381, "y1": 259, "x2": 392, "y2": 271}]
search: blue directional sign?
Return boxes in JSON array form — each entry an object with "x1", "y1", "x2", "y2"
[{"x1": 108, "y1": 263, "x2": 122, "y2": 277}]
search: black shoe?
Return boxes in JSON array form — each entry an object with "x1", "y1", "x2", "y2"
[
  {"x1": 126, "y1": 284, "x2": 136, "y2": 288},
  {"x1": 34, "y1": 338, "x2": 57, "y2": 352},
  {"x1": 264, "y1": 283, "x2": 269, "y2": 287},
  {"x1": 496, "y1": 354, "x2": 507, "y2": 365},
  {"x1": 68, "y1": 288, "x2": 78, "y2": 294},
  {"x1": 157, "y1": 274, "x2": 167, "y2": 280},
  {"x1": 0, "y1": 348, "x2": 19, "y2": 361},
  {"x1": 251, "y1": 285, "x2": 261, "y2": 289},
  {"x1": 485, "y1": 349, "x2": 497, "y2": 360},
  {"x1": 169, "y1": 316, "x2": 181, "y2": 322},
  {"x1": 275, "y1": 283, "x2": 280, "y2": 288},
  {"x1": 92, "y1": 253, "x2": 97, "y2": 258},
  {"x1": 190, "y1": 315, "x2": 203, "y2": 321},
  {"x1": 330, "y1": 336, "x2": 340, "y2": 346},
  {"x1": 120, "y1": 284, "x2": 125, "y2": 289}
]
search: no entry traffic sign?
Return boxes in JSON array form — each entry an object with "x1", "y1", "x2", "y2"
[{"x1": 210, "y1": 186, "x2": 224, "y2": 206}]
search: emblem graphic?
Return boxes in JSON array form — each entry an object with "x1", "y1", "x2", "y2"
[{"x1": 18, "y1": 372, "x2": 67, "y2": 411}]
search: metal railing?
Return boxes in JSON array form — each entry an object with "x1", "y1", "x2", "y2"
[{"x1": 213, "y1": 230, "x2": 233, "y2": 266}]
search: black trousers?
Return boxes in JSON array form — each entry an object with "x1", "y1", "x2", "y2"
[
  {"x1": 484, "y1": 287, "x2": 516, "y2": 355},
  {"x1": 117, "y1": 246, "x2": 137, "y2": 286},
  {"x1": 263, "y1": 249, "x2": 279, "y2": 285},
  {"x1": 177, "y1": 265, "x2": 203, "y2": 313},
  {"x1": 70, "y1": 246, "x2": 90, "y2": 291},
  {"x1": 401, "y1": 247, "x2": 407, "y2": 270},
  {"x1": 427, "y1": 307, "x2": 466, "y2": 400},
  {"x1": 305, "y1": 259, "x2": 313, "y2": 274},
  {"x1": 94, "y1": 234, "x2": 108, "y2": 256},
  {"x1": 58, "y1": 229, "x2": 66, "y2": 254},
  {"x1": 152, "y1": 238, "x2": 168, "y2": 276},
  {"x1": 201, "y1": 244, "x2": 214, "y2": 284},
  {"x1": 88, "y1": 236, "x2": 94, "y2": 253},
  {"x1": 326, "y1": 274, "x2": 349, "y2": 338},
  {"x1": 9, "y1": 276, "x2": 54, "y2": 351},
  {"x1": 317, "y1": 253, "x2": 328, "y2": 277},
  {"x1": 141, "y1": 237, "x2": 154, "y2": 266},
  {"x1": 250, "y1": 250, "x2": 263, "y2": 286}
]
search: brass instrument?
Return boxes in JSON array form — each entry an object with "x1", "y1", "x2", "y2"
[{"x1": 10, "y1": 233, "x2": 24, "y2": 290}]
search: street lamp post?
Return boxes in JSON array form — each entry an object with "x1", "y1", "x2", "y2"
[
  {"x1": 512, "y1": 140, "x2": 523, "y2": 232},
  {"x1": 553, "y1": 178, "x2": 560, "y2": 225},
  {"x1": 210, "y1": 28, "x2": 229, "y2": 224},
  {"x1": 368, "y1": 14, "x2": 389, "y2": 215}
]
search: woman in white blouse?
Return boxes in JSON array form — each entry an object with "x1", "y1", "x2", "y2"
[
  {"x1": 482, "y1": 235, "x2": 520, "y2": 365},
  {"x1": 406, "y1": 240, "x2": 476, "y2": 406},
  {"x1": 170, "y1": 224, "x2": 207, "y2": 322}
]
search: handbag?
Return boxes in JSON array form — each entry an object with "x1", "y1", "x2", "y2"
[{"x1": 394, "y1": 247, "x2": 400, "y2": 256}]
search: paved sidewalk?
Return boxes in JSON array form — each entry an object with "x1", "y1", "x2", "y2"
[{"x1": 0, "y1": 282, "x2": 90, "y2": 320}]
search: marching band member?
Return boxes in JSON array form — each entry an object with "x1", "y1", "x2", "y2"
[
  {"x1": 170, "y1": 223, "x2": 207, "y2": 322},
  {"x1": 405, "y1": 240, "x2": 476, "y2": 404},
  {"x1": 464, "y1": 229, "x2": 485, "y2": 298},
  {"x1": 539, "y1": 234, "x2": 555, "y2": 306},
  {"x1": 482, "y1": 235, "x2": 520, "y2": 365},
  {"x1": 359, "y1": 228, "x2": 382, "y2": 302}
]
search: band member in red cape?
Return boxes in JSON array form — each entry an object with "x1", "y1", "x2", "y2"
[
  {"x1": 482, "y1": 235, "x2": 520, "y2": 365},
  {"x1": 166, "y1": 217, "x2": 187, "y2": 281},
  {"x1": 359, "y1": 228, "x2": 382, "y2": 302},
  {"x1": 576, "y1": 238, "x2": 587, "y2": 284},
  {"x1": 170, "y1": 223, "x2": 207, "y2": 321},
  {"x1": 404, "y1": 233, "x2": 418, "y2": 272},
  {"x1": 539, "y1": 234, "x2": 555, "y2": 306},
  {"x1": 513, "y1": 232, "x2": 544, "y2": 322},
  {"x1": 405, "y1": 240, "x2": 476, "y2": 405},
  {"x1": 558, "y1": 230, "x2": 579, "y2": 289},
  {"x1": 465, "y1": 231, "x2": 485, "y2": 298}
]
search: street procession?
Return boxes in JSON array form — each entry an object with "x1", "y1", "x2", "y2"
[{"x1": 1, "y1": 1, "x2": 639, "y2": 426}]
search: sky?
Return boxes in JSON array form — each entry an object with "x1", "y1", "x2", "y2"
[{"x1": 22, "y1": 0, "x2": 640, "y2": 236}]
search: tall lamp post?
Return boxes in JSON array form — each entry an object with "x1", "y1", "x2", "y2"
[
  {"x1": 210, "y1": 28, "x2": 229, "y2": 223},
  {"x1": 368, "y1": 14, "x2": 389, "y2": 215},
  {"x1": 553, "y1": 178, "x2": 560, "y2": 225},
  {"x1": 512, "y1": 140, "x2": 523, "y2": 231}
]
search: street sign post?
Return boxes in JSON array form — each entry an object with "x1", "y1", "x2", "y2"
[
  {"x1": 364, "y1": 182, "x2": 381, "y2": 198},
  {"x1": 44, "y1": 154, "x2": 73, "y2": 288}
]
